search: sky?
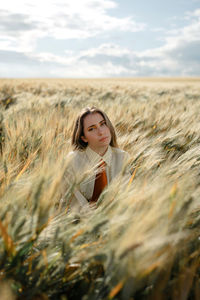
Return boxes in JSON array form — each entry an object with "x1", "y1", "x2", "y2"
[{"x1": 0, "y1": 0, "x2": 200, "y2": 78}]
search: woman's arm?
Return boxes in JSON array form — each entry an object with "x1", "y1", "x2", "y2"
[{"x1": 59, "y1": 153, "x2": 91, "y2": 213}]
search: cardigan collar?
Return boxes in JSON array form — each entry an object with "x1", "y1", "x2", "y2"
[{"x1": 85, "y1": 145, "x2": 112, "y2": 167}]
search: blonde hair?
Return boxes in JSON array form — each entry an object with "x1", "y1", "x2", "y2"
[{"x1": 72, "y1": 107, "x2": 118, "y2": 150}]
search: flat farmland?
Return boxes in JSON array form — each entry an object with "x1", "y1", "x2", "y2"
[{"x1": 0, "y1": 78, "x2": 200, "y2": 300}]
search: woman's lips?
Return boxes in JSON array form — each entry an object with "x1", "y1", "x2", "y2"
[{"x1": 99, "y1": 137, "x2": 108, "y2": 142}]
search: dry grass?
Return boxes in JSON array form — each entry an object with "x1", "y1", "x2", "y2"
[{"x1": 0, "y1": 78, "x2": 200, "y2": 300}]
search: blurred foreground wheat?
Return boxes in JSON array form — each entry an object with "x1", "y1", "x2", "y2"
[{"x1": 0, "y1": 78, "x2": 200, "y2": 300}]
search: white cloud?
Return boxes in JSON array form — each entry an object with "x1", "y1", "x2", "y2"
[
  {"x1": 151, "y1": 27, "x2": 166, "y2": 32},
  {"x1": 78, "y1": 43, "x2": 131, "y2": 57},
  {"x1": 0, "y1": 4, "x2": 200, "y2": 77},
  {"x1": 50, "y1": 61, "x2": 136, "y2": 78},
  {"x1": 0, "y1": 0, "x2": 145, "y2": 53},
  {"x1": 73, "y1": 9, "x2": 200, "y2": 77},
  {"x1": 185, "y1": 8, "x2": 200, "y2": 19},
  {"x1": 134, "y1": 9, "x2": 200, "y2": 76}
]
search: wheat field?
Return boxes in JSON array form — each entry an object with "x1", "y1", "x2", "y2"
[{"x1": 0, "y1": 78, "x2": 200, "y2": 300}]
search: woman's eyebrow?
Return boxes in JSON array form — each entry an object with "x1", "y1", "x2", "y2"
[
  {"x1": 87, "y1": 119, "x2": 105, "y2": 129},
  {"x1": 87, "y1": 124, "x2": 96, "y2": 129}
]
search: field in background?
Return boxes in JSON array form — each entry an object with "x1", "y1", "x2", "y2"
[{"x1": 0, "y1": 78, "x2": 200, "y2": 299}]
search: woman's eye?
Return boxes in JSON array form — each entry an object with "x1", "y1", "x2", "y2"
[
  {"x1": 88, "y1": 128, "x2": 94, "y2": 131},
  {"x1": 101, "y1": 122, "x2": 106, "y2": 126}
]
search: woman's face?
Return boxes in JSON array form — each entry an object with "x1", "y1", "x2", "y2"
[{"x1": 81, "y1": 113, "x2": 111, "y2": 155}]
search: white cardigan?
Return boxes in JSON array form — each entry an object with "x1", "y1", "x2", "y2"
[{"x1": 61, "y1": 146, "x2": 130, "y2": 212}]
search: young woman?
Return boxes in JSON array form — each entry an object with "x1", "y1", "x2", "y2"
[{"x1": 61, "y1": 107, "x2": 130, "y2": 213}]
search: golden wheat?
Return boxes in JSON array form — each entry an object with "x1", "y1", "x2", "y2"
[{"x1": 0, "y1": 78, "x2": 200, "y2": 299}]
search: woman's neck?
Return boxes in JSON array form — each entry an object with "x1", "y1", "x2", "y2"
[{"x1": 89, "y1": 145, "x2": 109, "y2": 156}]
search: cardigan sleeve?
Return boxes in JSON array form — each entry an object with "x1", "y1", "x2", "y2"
[
  {"x1": 111, "y1": 148, "x2": 132, "y2": 186},
  {"x1": 59, "y1": 151, "x2": 91, "y2": 213}
]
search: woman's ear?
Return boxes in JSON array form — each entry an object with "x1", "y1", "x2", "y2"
[{"x1": 81, "y1": 136, "x2": 87, "y2": 143}]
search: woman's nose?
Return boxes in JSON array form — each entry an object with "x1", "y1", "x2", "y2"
[{"x1": 97, "y1": 126, "x2": 103, "y2": 135}]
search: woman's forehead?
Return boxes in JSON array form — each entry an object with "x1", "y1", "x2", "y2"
[{"x1": 83, "y1": 113, "x2": 104, "y2": 127}]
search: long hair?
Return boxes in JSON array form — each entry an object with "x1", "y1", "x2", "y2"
[{"x1": 72, "y1": 107, "x2": 118, "y2": 150}]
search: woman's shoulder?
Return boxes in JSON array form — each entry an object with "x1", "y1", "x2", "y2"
[
  {"x1": 111, "y1": 147, "x2": 130, "y2": 158},
  {"x1": 67, "y1": 149, "x2": 86, "y2": 161},
  {"x1": 67, "y1": 150, "x2": 87, "y2": 169},
  {"x1": 110, "y1": 147, "x2": 131, "y2": 175},
  {"x1": 111, "y1": 147, "x2": 130, "y2": 166}
]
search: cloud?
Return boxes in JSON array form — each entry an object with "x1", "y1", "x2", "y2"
[
  {"x1": 0, "y1": 50, "x2": 36, "y2": 64},
  {"x1": 62, "y1": 9, "x2": 200, "y2": 77},
  {"x1": 0, "y1": 10, "x2": 36, "y2": 33},
  {"x1": 136, "y1": 9, "x2": 200, "y2": 76},
  {"x1": 78, "y1": 44, "x2": 131, "y2": 58},
  {"x1": 0, "y1": 44, "x2": 137, "y2": 78},
  {"x1": 0, "y1": 0, "x2": 145, "y2": 53},
  {"x1": 1, "y1": 28, "x2": 200, "y2": 77},
  {"x1": 61, "y1": 9, "x2": 200, "y2": 77},
  {"x1": 0, "y1": 4, "x2": 200, "y2": 77},
  {"x1": 34, "y1": 44, "x2": 138, "y2": 77}
]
